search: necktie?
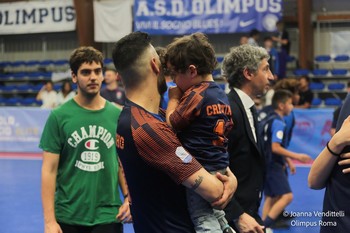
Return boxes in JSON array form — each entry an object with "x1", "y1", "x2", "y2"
[{"x1": 250, "y1": 105, "x2": 259, "y2": 144}]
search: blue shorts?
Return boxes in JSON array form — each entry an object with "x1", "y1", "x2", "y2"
[{"x1": 264, "y1": 162, "x2": 291, "y2": 197}]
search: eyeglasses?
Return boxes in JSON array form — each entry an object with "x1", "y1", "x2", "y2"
[{"x1": 80, "y1": 68, "x2": 102, "y2": 76}]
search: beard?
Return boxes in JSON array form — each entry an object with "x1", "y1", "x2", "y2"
[{"x1": 157, "y1": 66, "x2": 168, "y2": 96}]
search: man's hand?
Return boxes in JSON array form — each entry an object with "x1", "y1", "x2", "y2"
[
  {"x1": 116, "y1": 198, "x2": 132, "y2": 223},
  {"x1": 338, "y1": 152, "x2": 350, "y2": 174},
  {"x1": 168, "y1": 86, "x2": 183, "y2": 101},
  {"x1": 211, "y1": 167, "x2": 237, "y2": 209},
  {"x1": 235, "y1": 213, "x2": 265, "y2": 233},
  {"x1": 44, "y1": 221, "x2": 62, "y2": 233}
]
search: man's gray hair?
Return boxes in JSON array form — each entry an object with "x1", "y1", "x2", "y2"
[{"x1": 222, "y1": 44, "x2": 270, "y2": 88}]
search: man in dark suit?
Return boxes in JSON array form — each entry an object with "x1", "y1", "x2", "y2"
[{"x1": 222, "y1": 44, "x2": 274, "y2": 233}]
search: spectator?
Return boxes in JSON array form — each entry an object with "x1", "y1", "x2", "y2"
[
  {"x1": 100, "y1": 68, "x2": 125, "y2": 108},
  {"x1": 247, "y1": 29, "x2": 260, "y2": 47},
  {"x1": 295, "y1": 76, "x2": 313, "y2": 109},
  {"x1": 36, "y1": 80, "x2": 57, "y2": 109},
  {"x1": 165, "y1": 32, "x2": 236, "y2": 233},
  {"x1": 222, "y1": 44, "x2": 274, "y2": 233},
  {"x1": 272, "y1": 20, "x2": 290, "y2": 79},
  {"x1": 263, "y1": 36, "x2": 279, "y2": 80},
  {"x1": 56, "y1": 80, "x2": 76, "y2": 107},
  {"x1": 112, "y1": 31, "x2": 236, "y2": 233},
  {"x1": 40, "y1": 46, "x2": 131, "y2": 233},
  {"x1": 260, "y1": 90, "x2": 312, "y2": 230},
  {"x1": 239, "y1": 36, "x2": 249, "y2": 45}
]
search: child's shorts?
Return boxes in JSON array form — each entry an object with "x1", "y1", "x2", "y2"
[{"x1": 264, "y1": 162, "x2": 292, "y2": 197}]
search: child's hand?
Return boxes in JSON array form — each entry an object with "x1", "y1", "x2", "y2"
[
  {"x1": 298, "y1": 153, "x2": 312, "y2": 163},
  {"x1": 168, "y1": 86, "x2": 183, "y2": 101}
]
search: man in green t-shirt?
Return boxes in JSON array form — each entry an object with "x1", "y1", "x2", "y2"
[{"x1": 40, "y1": 46, "x2": 131, "y2": 233}]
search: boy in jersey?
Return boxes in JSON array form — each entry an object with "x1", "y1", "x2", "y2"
[
  {"x1": 260, "y1": 90, "x2": 312, "y2": 229},
  {"x1": 40, "y1": 46, "x2": 131, "y2": 233},
  {"x1": 165, "y1": 33, "x2": 236, "y2": 233},
  {"x1": 112, "y1": 31, "x2": 236, "y2": 233}
]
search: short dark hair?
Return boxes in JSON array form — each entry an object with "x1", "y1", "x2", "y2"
[
  {"x1": 69, "y1": 46, "x2": 104, "y2": 76},
  {"x1": 272, "y1": 90, "x2": 293, "y2": 110},
  {"x1": 112, "y1": 31, "x2": 152, "y2": 88},
  {"x1": 155, "y1": 46, "x2": 170, "y2": 76},
  {"x1": 165, "y1": 32, "x2": 217, "y2": 75}
]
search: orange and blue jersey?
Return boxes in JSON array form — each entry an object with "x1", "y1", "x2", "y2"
[{"x1": 169, "y1": 81, "x2": 233, "y2": 172}]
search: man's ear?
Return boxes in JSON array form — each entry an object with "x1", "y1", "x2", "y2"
[
  {"x1": 151, "y1": 58, "x2": 160, "y2": 75},
  {"x1": 71, "y1": 71, "x2": 77, "y2": 83},
  {"x1": 242, "y1": 68, "x2": 253, "y2": 81}
]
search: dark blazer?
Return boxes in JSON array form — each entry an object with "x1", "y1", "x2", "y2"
[{"x1": 224, "y1": 89, "x2": 266, "y2": 225}]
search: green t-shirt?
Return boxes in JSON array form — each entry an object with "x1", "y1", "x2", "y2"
[{"x1": 39, "y1": 99, "x2": 122, "y2": 226}]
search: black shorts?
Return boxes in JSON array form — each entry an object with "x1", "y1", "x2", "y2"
[
  {"x1": 264, "y1": 163, "x2": 292, "y2": 197},
  {"x1": 58, "y1": 222, "x2": 123, "y2": 233}
]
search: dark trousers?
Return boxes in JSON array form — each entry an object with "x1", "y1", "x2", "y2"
[{"x1": 58, "y1": 222, "x2": 123, "y2": 233}]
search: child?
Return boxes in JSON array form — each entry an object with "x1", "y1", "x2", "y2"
[
  {"x1": 260, "y1": 90, "x2": 312, "y2": 228},
  {"x1": 165, "y1": 32, "x2": 236, "y2": 233}
]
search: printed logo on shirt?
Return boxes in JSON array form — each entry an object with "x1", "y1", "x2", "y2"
[
  {"x1": 175, "y1": 146, "x2": 192, "y2": 163},
  {"x1": 67, "y1": 125, "x2": 114, "y2": 172},
  {"x1": 276, "y1": 130, "x2": 284, "y2": 140}
]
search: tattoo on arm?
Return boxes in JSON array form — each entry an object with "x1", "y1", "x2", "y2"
[{"x1": 191, "y1": 175, "x2": 203, "y2": 191}]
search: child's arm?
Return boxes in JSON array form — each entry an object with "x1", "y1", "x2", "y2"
[
  {"x1": 285, "y1": 157, "x2": 296, "y2": 174},
  {"x1": 272, "y1": 142, "x2": 312, "y2": 163},
  {"x1": 166, "y1": 86, "x2": 183, "y2": 127}
]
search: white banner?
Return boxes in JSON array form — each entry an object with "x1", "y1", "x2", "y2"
[
  {"x1": 0, "y1": 0, "x2": 76, "y2": 35},
  {"x1": 331, "y1": 31, "x2": 350, "y2": 56},
  {"x1": 93, "y1": 0, "x2": 133, "y2": 42}
]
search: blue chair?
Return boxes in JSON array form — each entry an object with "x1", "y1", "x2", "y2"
[
  {"x1": 312, "y1": 69, "x2": 329, "y2": 76},
  {"x1": 287, "y1": 55, "x2": 296, "y2": 63},
  {"x1": 331, "y1": 69, "x2": 348, "y2": 76},
  {"x1": 20, "y1": 97, "x2": 38, "y2": 106},
  {"x1": 293, "y1": 69, "x2": 310, "y2": 76},
  {"x1": 212, "y1": 69, "x2": 221, "y2": 78},
  {"x1": 328, "y1": 83, "x2": 345, "y2": 90},
  {"x1": 13, "y1": 72, "x2": 27, "y2": 80},
  {"x1": 104, "y1": 58, "x2": 113, "y2": 66},
  {"x1": 309, "y1": 82, "x2": 325, "y2": 91},
  {"x1": 53, "y1": 83, "x2": 62, "y2": 91},
  {"x1": 311, "y1": 98, "x2": 322, "y2": 106},
  {"x1": 216, "y1": 56, "x2": 224, "y2": 63},
  {"x1": 4, "y1": 97, "x2": 22, "y2": 106},
  {"x1": 334, "y1": 55, "x2": 349, "y2": 62},
  {"x1": 324, "y1": 98, "x2": 342, "y2": 106},
  {"x1": 314, "y1": 55, "x2": 332, "y2": 62},
  {"x1": 17, "y1": 84, "x2": 34, "y2": 92}
]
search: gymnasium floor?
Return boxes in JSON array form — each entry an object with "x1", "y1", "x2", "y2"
[{"x1": 0, "y1": 153, "x2": 324, "y2": 233}]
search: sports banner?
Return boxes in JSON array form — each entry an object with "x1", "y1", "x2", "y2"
[
  {"x1": 93, "y1": 0, "x2": 133, "y2": 42},
  {"x1": 288, "y1": 109, "x2": 333, "y2": 161},
  {"x1": 0, "y1": 0, "x2": 75, "y2": 35},
  {"x1": 0, "y1": 107, "x2": 50, "y2": 153},
  {"x1": 134, "y1": 0, "x2": 282, "y2": 35}
]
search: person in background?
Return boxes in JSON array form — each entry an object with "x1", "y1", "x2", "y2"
[
  {"x1": 295, "y1": 76, "x2": 313, "y2": 109},
  {"x1": 272, "y1": 20, "x2": 290, "y2": 79},
  {"x1": 260, "y1": 90, "x2": 312, "y2": 230},
  {"x1": 222, "y1": 44, "x2": 274, "y2": 233},
  {"x1": 100, "y1": 68, "x2": 126, "y2": 108},
  {"x1": 40, "y1": 46, "x2": 131, "y2": 233},
  {"x1": 263, "y1": 36, "x2": 279, "y2": 80},
  {"x1": 239, "y1": 36, "x2": 249, "y2": 45},
  {"x1": 247, "y1": 29, "x2": 260, "y2": 47},
  {"x1": 112, "y1": 31, "x2": 236, "y2": 233},
  {"x1": 165, "y1": 32, "x2": 237, "y2": 233},
  {"x1": 56, "y1": 80, "x2": 76, "y2": 107},
  {"x1": 36, "y1": 80, "x2": 57, "y2": 109},
  {"x1": 155, "y1": 46, "x2": 176, "y2": 109}
]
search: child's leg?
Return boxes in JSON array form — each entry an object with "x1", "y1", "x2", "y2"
[
  {"x1": 262, "y1": 195, "x2": 273, "y2": 220},
  {"x1": 213, "y1": 209, "x2": 236, "y2": 233},
  {"x1": 264, "y1": 192, "x2": 293, "y2": 227},
  {"x1": 186, "y1": 188, "x2": 222, "y2": 233}
]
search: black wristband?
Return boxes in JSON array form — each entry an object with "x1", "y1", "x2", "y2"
[
  {"x1": 123, "y1": 193, "x2": 129, "y2": 199},
  {"x1": 326, "y1": 141, "x2": 341, "y2": 157}
]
